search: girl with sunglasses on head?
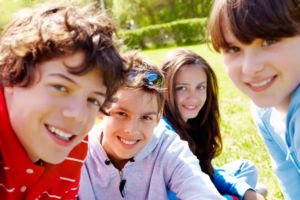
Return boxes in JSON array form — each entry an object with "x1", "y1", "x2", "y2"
[{"x1": 160, "y1": 49, "x2": 264, "y2": 200}]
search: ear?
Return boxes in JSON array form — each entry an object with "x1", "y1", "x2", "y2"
[{"x1": 156, "y1": 108, "x2": 163, "y2": 124}]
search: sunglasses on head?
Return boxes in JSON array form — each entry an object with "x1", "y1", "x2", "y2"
[{"x1": 129, "y1": 70, "x2": 164, "y2": 88}]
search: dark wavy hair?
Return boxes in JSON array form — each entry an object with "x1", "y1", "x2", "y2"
[
  {"x1": 160, "y1": 48, "x2": 222, "y2": 179},
  {"x1": 207, "y1": 0, "x2": 300, "y2": 52},
  {"x1": 0, "y1": 3, "x2": 129, "y2": 105}
]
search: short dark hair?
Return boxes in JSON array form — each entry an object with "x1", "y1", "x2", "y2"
[
  {"x1": 0, "y1": 3, "x2": 128, "y2": 102},
  {"x1": 207, "y1": 0, "x2": 300, "y2": 52}
]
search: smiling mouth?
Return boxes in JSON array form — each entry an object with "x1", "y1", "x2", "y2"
[
  {"x1": 119, "y1": 137, "x2": 139, "y2": 145},
  {"x1": 46, "y1": 125, "x2": 75, "y2": 141},
  {"x1": 246, "y1": 75, "x2": 277, "y2": 91},
  {"x1": 183, "y1": 105, "x2": 197, "y2": 111},
  {"x1": 249, "y1": 78, "x2": 272, "y2": 87}
]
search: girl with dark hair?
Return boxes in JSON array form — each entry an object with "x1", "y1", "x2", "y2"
[
  {"x1": 207, "y1": 0, "x2": 300, "y2": 199},
  {"x1": 160, "y1": 48, "x2": 264, "y2": 200}
]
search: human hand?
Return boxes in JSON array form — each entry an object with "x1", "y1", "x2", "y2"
[{"x1": 243, "y1": 189, "x2": 265, "y2": 200}]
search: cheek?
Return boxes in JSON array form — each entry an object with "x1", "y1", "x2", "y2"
[
  {"x1": 224, "y1": 56, "x2": 242, "y2": 79},
  {"x1": 8, "y1": 96, "x2": 48, "y2": 129},
  {"x1": 87, "y1": 110, "x2": 100, "y2": 124},
  {"x1": 201, "y1": 93, "x2": 207, "y2": 104},
  {"x1": 175, "y1": 92, "x2": 184, "y2": 104},
  {"x1": 103, "y1": 118, "x2": 119, "y2": 134},
  {"x1": 143, "y1": 128, "x2": 154, "y2": 141},
  {"x1": 223, "y1": 56, "x2": 234, "y2": 72}
]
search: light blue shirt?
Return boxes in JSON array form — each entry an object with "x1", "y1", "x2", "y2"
[{"x1": 251, "y1": 84, "x2": 300, "y2": 200}]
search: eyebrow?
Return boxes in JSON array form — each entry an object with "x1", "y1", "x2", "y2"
[
  {"x1": 49, "y1": 73, "x2": 77, "y2": 85},
  {"x1": 175, "y1": 81, "x2": 207, "y2": 85},
  {"x1": 94, "y1": 91, "x2": 106, "y2": 97},
  {"x1": 49, "y1": 73, "x2": 106, "y2": 97},
  {"x1": 114, "y1": 105, "x2": 157, "y2": 116}
]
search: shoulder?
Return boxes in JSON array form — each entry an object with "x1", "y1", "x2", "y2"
[
  {"x1": 154, "y1": 120, "x2": 195, "y2": 161},
  {"x1": 160, "y1": 116, "x2": 175, "y2": 131},
  {"x1": 288, "y1": 84, "x2": 300, "y2": 115}
]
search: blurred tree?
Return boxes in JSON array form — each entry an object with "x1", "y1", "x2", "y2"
[
  {"x1": 0, "y1": 0, "x2": 100, "y2": 33},
  {"x1": 112, "y1": 0, "x2": 213, "y2": 29},
  {"x1": 0, "y1": 0, "x2": 213, "y2": 32}
]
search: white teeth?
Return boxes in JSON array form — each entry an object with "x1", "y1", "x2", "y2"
[
  {"x1": 185, "y1": 106, "x2": 196, "y2": 109},
  {"x1": 250, "y1": 78, "x2": 272, "y2": 87},
  {"x1": 120, "y1": 138, "x2": 136, "y2": 145},
  {"x1": 49, "y1": 126, "x2": 72, "y2": 140},
  {"x1": 184, "y1": 105, "x2": 196, "y2": 110}
]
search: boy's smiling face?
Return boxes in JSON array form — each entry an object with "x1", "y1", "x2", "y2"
[
  {"x1": 101, "y1": 88, "x2": 161, "y2": 170},
  {"x1": 4, "y1": 51, "x2": 106, "y2": 164}
]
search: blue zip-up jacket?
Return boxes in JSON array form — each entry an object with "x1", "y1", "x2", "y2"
[
  {"x1": 251, "y1": 84, "x2": 300, "y2": 200},
  {"x1": 162, "y1": 117, "x2": 252, "y2": 200}
]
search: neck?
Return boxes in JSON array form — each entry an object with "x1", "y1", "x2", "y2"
[
  {"x1": 113, "y1": 159, "x2": 128, "y2": 171},
  {"x1": 100, "y1": 131, "x2": 128, "y2": 170},
  {"x1": 274, "y1": 95, "x2": 291, "y2": 115}
]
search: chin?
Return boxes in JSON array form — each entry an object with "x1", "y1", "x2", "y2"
[
  {"x1": 252, "y1": 99, "x2": 273, "y2": 108},
  {"x1": 42, "y1": 153, "x2": 69, "y2": 164}
]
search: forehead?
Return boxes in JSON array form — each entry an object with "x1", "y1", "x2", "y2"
[
  {"x1": 112, "y1": 88, "x2": 158, "y2": 113},
  {"x1": 175, "y1": 64, "x2": 207, "y2": 82},
  {"x1": 39, "y1": 51, "x2": 86, "y2": 69},
  {"x1": 36, "y1": 51, "x2": 105, "y2": 89}
]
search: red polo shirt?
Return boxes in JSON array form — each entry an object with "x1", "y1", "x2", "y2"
[{"x1": 0, "y1": 89, "x2": 88, "y2": 199}]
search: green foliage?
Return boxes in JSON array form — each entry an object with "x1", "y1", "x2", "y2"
[
  {"x1": 119, "y1": 18, "x2": 208, "y2": 50},
  {"x1": 142, "y1": 43, "x2": 284, "y2": 200},
  {"x1": 112, "y1": 0, "x2": 212, "y2": 28},
  {"x1": 0, "y1": 0, "x2": 98, "y2": 33}
]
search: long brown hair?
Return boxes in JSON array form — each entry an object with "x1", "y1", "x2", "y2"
[{"x1": 160, "y1": 48, "x2": 222, "y2": 179}]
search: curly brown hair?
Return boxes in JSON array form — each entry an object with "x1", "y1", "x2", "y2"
[
  {"x1": 0, "y1": 3, "x2": 128, "y2": 103},
  {"x1": 160, "y1": 48, "x2": 222, "y2": 179}
]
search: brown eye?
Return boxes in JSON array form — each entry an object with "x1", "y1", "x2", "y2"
[
  {"x1": 88, "y1": 98, "x2": 100, "y2": 107},
  {"x1": 53, "y1": 84, "x2": 67, "y2": 92},
  {"x1": 228, "y1": 46, "x2": 240, "y2": 53},
  {"x1": 142, "y1": 115, "x2": 152, "y2": 121},
  {"x1": 176, "y1": 86, "x2": 186, "y2": 91},
  {"x1": 262, "y1": 39, "x2": 278, "y2": 46}
]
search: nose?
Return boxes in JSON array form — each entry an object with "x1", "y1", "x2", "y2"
[
  {"x1": 62, "y1": 97, "x2": 88, "y2": 123},
  {"x1": 242, "y1": 49, "x2": 264, "y2": 76},
  {"x1": 123, "y1": 117, "x2": 139, "y2": 136},
  {"x1": 186, "y1": 90, "x2": 199, "y2": 101}
]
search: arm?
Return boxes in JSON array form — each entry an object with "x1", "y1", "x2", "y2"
[
  {"x1": 163, "y1": 131, "x2": 225, "y2": 200},
  {"x1": 289, "y1": 104, "x2": 300, "y2": 172},
  {"x1": 214, "y1": 167, "x2": 252, "y2": 199},
  {"x1": 288, "y1": 85, "x2": 300, "y2": 172}
]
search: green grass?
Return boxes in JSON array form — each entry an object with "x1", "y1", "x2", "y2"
[{"x1": 142, "y1": 43, "x2": 284, "y2": 200}]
